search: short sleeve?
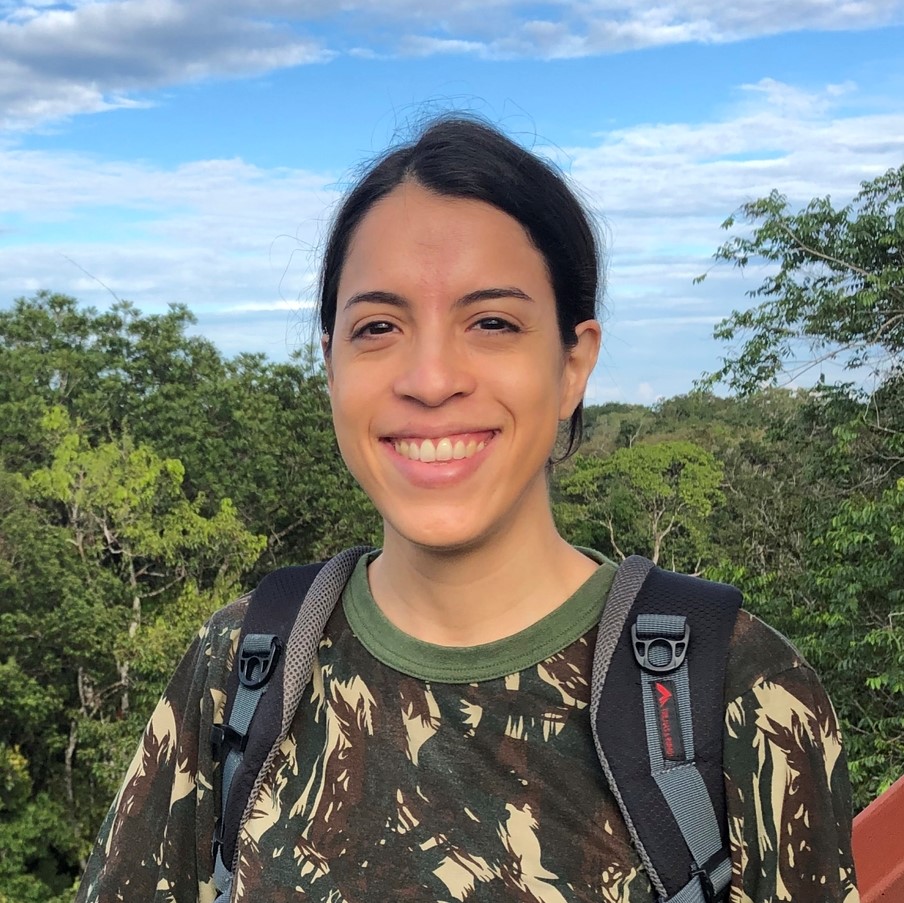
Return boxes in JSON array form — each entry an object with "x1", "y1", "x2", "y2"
[
  {"x1": 76, "y1": 606, "x2": 244, "y2": 903},
  {"x1": 723, "y1": 659, "x2": 859, "y2": 903}
]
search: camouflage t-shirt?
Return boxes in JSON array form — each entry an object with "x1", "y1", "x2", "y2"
[{"x1": 77, "y1": 552, "x2": 859, "y2": 902}]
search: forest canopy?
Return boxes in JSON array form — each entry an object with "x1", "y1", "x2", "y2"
[{"x1": 1, "y1": 165, "x2": 902, "y2": 901}]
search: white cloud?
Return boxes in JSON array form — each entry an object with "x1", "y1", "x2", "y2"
[
  {"x1": 558, "y1": 78, "x2": 904, "y2": 400},
  {"x1": 223, "y1": 299, "x2": 317, "y2": 312},
  {"x1": 617, "y1": 316, "x2": 724, "y2": 328},
  {"x1": 0, "y1": 149, "x2": 341, "y2": 316},
  {"x1": 392, "y1": 1, "x2": 904, "y2": 59},
  {"x1": 400, "y1": 35, "x2": 489, "y2": 57},
  {"x1": 564, "y1": 80, "x2": 904, "y2": 252},
  {"x1": 635, "y1": 382, "x2": 661, "y2": 404},
  {"x1": 0, "y1": 0, "x2": 330, "y2": 130},
  {"x1": 3, "y1": 77, "x2": 903, "y2": 402},
  {"x1": 4, "y1": 0, "x2": 904, "y2": 130}
]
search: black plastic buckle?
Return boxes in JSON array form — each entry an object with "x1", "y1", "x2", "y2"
[
  {"x1": 690, "y1": 852, "x2": 730, "y2": 903},
  {"x1": 632, "y1": 622, "x2": 690, "y2": 673},
  {"x1": 211, "y1": 817, "x2": 225, "y2": 860},
  {"x1": 689, "y1": 863, "x2": 716, "y2": 903},
  {"x1": 238, "y1": 636, "x2": 281, "y2": 689},
  {"x1": 210, "y1": 722, "x2": 247, "y2": 760}
]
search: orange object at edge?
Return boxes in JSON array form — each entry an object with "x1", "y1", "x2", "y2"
[{"x1": 852, "y1": 773, "x2": 904, "y2": 902}]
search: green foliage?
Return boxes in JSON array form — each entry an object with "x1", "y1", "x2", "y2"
[
  {"x1": 3, "y1": 224, "x2": 903, "y2": 899},
  {"x1": 696, "y1": 166, "x2": 904, "y2": 809},
  {"x1": 710, "y1": 473, "x2": 904, "y2": 807},
  {"x1": 699, "y1": 164, "x2": 904, "y2": 394},
  {"x1": 570, "y1": 165, "x2": 904, "y2": 808},
  {"x1": 155, "y1": 351, "x2": 380, "y2": 572},
  {"x1": 30, "y1": 407, "x2": 266, "y2": 596},
  {"x1": 0, "y1": 293, "x2": 380, "y2": 899},
  {"x1": 810, "y1": 480, "x2": 904, "y2": 800},
  {"x1": 0, "y1": 292, "x2": 214, "y2": 474},
  {"x1": 0, "y1": 292, "x2": 381, "y2": 568},
  {"x1": 580, "y1": 402, "x2": 651, "y2": 452},
  {"x1": 557, "y1": 440, "x2": 724, "y2": 571},
  {"x1": 1, "y1": 748, "x2": 78, "y2": 902}
]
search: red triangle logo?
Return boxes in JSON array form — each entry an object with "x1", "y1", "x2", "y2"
[{"x1": 655, "y1": 682, "x2": 673, "y2": 707}]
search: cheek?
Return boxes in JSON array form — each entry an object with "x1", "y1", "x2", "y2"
[
  {"x1": 518, "y1": 342, "x2": 569, "y2": 404},
  {"x1": 328, "y1": 371, "x2": 384, "y2": 472},
  {"x1": 327, "y1": 380, "x2": 363, "y2": 451},
  {"x1": 504, "y1": 363, "x2": 568, "y2": 442}
]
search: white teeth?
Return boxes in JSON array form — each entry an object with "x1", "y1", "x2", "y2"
[{"x1": 392, "y1": 436, "x2": 490, "y2": 462}]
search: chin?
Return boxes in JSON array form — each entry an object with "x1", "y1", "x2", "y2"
[{"x1": 384, "y1": 512, "x2": 494, "y2": 556}]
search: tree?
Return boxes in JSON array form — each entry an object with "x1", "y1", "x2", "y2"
[
  {"x1": 0, "y1": 293, "x2": 381, "y2": 569},
  {"x1": 809, "y1": 479, "x2": 904, "y2": 801},
  {"x1": 28, "y1": 404, "x2": 265, "y2": 708},
  {"x1": 557, "y1": 441, "x2": 724, "y2": 572},
  {"x1": 699, "y1": 166, "x2": 904, "y2": 808},
  {"x1": 698, "y1": 164, "x2": 904, "y2": 394},
  {"x1": 146, "y1": 350, "x2": 380, "y2": 573},
  {"x1": 0, "y1": 472, "x2": 90, "y2": 902},
  {"x1": 0, "y1": 409, "x2": 265, "y2": 900},
  {"x1": 0, "y1": 292, "x2": 221, "y2": 474},
  {"x1": 0, "y1": 292, "x2": 386, "y2": 896}
]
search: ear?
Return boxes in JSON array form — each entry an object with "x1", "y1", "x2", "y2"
[
  {"x1": 321, "y1": 333, "x2": 334, "y2": 387},
  {"x1": 559, "y1": 319, "x2": 601, "y2": 420}
]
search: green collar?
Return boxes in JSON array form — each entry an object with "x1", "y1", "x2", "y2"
[{"x1": 342, "y1": 549, "x2": 617, "y2": 684}]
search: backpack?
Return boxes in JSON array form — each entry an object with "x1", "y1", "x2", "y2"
[{"x1": 211, "y1": 550, "x2": 741, "y2": 903}]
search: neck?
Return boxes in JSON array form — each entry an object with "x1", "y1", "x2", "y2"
[{"x1": 367, "y1": 507, "x2": 598, "y2": 646}]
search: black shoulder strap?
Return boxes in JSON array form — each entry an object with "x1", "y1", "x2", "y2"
[
  {"x1": 591, "y1": 556, "x2": 742, "y2": 903},
  {"x1": 212, "y1": 563, "x2": 325, "y2": 897}
]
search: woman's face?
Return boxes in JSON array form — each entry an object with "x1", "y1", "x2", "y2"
[{"x1": 325, "y1": 182, "x2": 600, "y2": 553}]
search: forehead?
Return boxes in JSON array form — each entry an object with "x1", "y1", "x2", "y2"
[{"x1": 337, "y1": 183, "x2": 551, "y2": 298}]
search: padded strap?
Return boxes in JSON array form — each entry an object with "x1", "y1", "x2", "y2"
[
  {"x1": 212, "y1": 561, "x2": 329, "y2": 903},
  {"x1": 591, "y1": 556, "x2": 741, "y2": 902},
  {"x1": 213, "y1": 548, "x2": 369, "y2": 903},
  {"x1": 633, "y1": 616, "x2": 731, "y2": 902},
  {"x1": 212, "y1": 633, "x2": 282, "y2": 902}
]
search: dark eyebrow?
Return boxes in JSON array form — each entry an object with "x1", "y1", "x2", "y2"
[
  {"x1": 458, "y1": 287, "x2": 534, "y2": 306},
  {"x1": 342, "y1": 290, "x2": 408, "y2": 311},
  {"x1": 342, "y1": 286, "x2": 534, "y2": 311}
]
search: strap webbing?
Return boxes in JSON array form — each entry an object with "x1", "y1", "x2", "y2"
[
  {"x1": 212, "y1": 549, "x2": 367, "y2": 903},
  {"x1": 213, "y1": 633, "x2": 279, "y2": 903},
  {"x1": 221, "y1": 635, "x2": 277, "y2": 814},
  {"x1": 592, "y1": 557, "x2": 741, "y2": 903},
  {"x1": 666, "y1": 857, "x2": 733, "y2": 903},
  {"x1": 212, "y1": 853, "x2": 233, "y2": 903},
  {"x1": 634, "y1": 615, "x2": 731, "y2": 903}
]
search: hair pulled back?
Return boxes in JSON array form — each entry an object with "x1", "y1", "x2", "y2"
[{"x1": 319, "y1": 116, "x2": 602, "y2": 459}]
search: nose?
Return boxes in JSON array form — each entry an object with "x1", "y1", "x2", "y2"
[{"x1": 392, "y1": 333, "x2": 477, "y2": 407}]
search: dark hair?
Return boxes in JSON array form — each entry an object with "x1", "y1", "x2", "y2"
[{"x1": 319, "y1": 116, "x2": 602, "y2": 459}]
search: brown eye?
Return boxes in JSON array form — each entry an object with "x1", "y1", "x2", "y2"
[
  {"x1": 475, "y1": 317, "x2": 519, "y2": 332},
  {"x1": 353, "y1": 320, "x2": 395, "y2": 339}
]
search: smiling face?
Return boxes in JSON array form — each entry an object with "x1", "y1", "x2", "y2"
[{"x1": 325, "y1": 182, "x2": 600, "y2": 554}]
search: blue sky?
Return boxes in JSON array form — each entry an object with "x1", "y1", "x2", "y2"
[{"x1": 2, "y1": 1, "x2": 904, "y2": 404}]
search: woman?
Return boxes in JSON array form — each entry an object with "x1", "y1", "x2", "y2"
[{"x1": 77, "y1": 117, "x2": 858, "y2": 902}]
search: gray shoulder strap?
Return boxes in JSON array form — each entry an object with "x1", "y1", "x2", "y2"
[
  {"x1": 590, "y1": 556, "x2": 741, "y2": 903},
  {"x1": 213, "y1": 546, "x2": 369, "y2": 903}
]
